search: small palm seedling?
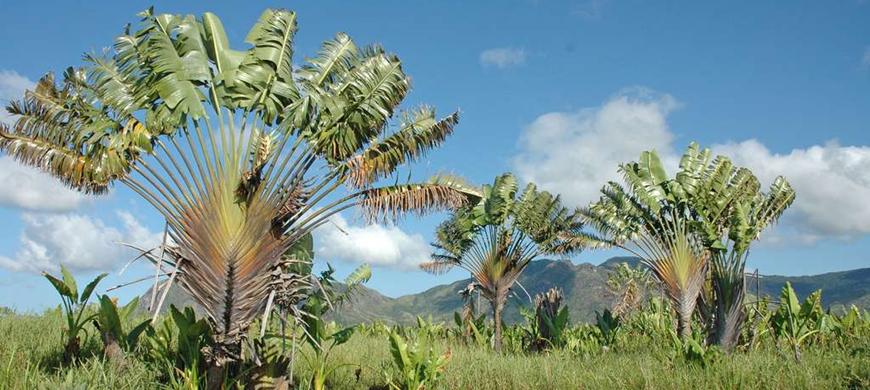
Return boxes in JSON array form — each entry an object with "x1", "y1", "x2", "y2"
[
  {"x1": 43, "y1": 265, "x2": 107, "y2": 362},
  {"x1": 384, "y1": 330, "x2": 451, "y2": 390},
  {"x1": 142, "y1": 306, "x2": 213, "y2": 387},
  {"x1": 828, "y1": 305, "x2": 870, "y2": 344},
  {"x1": 453, "y1": 282, "x2": 488, "y2": 346},
  {"x1": 93, "y1": 295, "x2": 151, "y2": 365},
  {"x1": 670, "y1": 330, "x2": 722, "y2": 368},
  {"x1": 563, "y1": 325, "x2": 603, "y2": 357},
  {"x1": 770, "y1": 282, "x2": 824, "y2": 361},
  {"x1": 299, "y1": 313, "x2": 355, "y2": 390},
  {"x1": 523, "y1": 287, "x2": 569, "y2": 351},
  {"x1": 607, "y1": 262, "x2": 656, "y2": 318},
  {"x1": 595, "y1": 309, "x2": 621, "y2": 348}
]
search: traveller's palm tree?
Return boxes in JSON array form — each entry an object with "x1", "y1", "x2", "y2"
[
  {"x1": 568, "y1": 143, "x2": 793, "y2": 341},
  {"x1": 0, "y1": 8, "x2": 473, "y2": 373},
  {"x1": 420, "y1": 173, "x2": 582, "y2": 351},
  {"x1": 676, "y1": 144, "x2": 795, "y2": 349}
]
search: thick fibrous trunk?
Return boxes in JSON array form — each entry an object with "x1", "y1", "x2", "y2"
[
  {"x1": 677, "y1": 306, "x2": 693, "y2": 339},
  {"x1": 205, "y1": 340, "x2": 242, "y2": 390},
  {"x1": 712, "y1": 287, "x2": 746, "y2": 352},
  {"x1": 491, "y1": 291, "x2": 505, "y2": 352}
]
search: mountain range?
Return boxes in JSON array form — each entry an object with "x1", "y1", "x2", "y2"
[{"x1": 139, "y1": 257, "x2": 870, "y2": 324}]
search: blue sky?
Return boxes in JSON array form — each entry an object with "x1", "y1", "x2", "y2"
[{"x1": 1, "y1": 0, "x2": 869, "y2": 311}]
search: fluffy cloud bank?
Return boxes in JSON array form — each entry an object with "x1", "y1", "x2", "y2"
[
  {"x1": 315, "y1": 214, "x2": 431, "y2": 270},
  {"x1": 514, "y1": 88, "x2": 870, "y2": 241},
  {"x1": 0, "y1": 157, "x2": 85, "y2": 211},
  {"x1": 479, "y1": 47, "x2": 526, "y2": 68},
  {"x1": 0, "y1": 211, "x2": 162, "y2": 273},
  {"x1": 714, "y1": 140, "x2": 870, "y2": 241},
  {"x1": 514, "y1": 88, "x2": 679, "y2": 208}
]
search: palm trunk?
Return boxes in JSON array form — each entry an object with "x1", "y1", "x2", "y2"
[
  {"x1": 205, "y1": 340, "x2": 241, "y2": 390},
  {"x1": 677, "y1": 307, "x2": 692, "y2": 339},
  {"x1": 712, "y1": 289, "x2": 746, "y2": 352},
  {"x1": 206, "y1": 363, "x2": 224, "y2": 390},
  {"x1": 491, "y1": 292, "x2": 505, "y2": 352}
]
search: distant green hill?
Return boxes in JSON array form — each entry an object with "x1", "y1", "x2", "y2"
[
  {"x1": 751, "y1": 267, "x2": 870, "y2": 312},
  {"x1": 140, "y1": 258, "x2": 870, "y2": 325}
]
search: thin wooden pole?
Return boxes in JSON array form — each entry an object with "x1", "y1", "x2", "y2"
[{"x1": 149, "y1": 221, "x2": 169, "y2": 312}]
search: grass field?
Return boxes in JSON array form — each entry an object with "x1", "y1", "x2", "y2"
[{"x1": 2, "y1": 309, "x2": 868, "y2": 389}]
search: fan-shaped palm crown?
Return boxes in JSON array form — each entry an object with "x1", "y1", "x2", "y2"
[
  {"x1": 421, "y1": 172, "x2": 582, "y2": 351},
  {"x1": 0, "y1": 8, "x2": 474, "y2": 358}
]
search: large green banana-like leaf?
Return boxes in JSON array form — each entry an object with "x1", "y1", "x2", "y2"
[
  {"x1": 345, "y1": 264, "x2": 372, "y2": 286},
  {"x1": 231, "y1": 9, "x2": 299, "y2": 122},
  {"x1": 139, "y1": 11, "x2": 207, "y2": 120},
  {"x1": 479, "y1": 173, "x2": 517, "y2": 226},
  {"x1": 202, "y1": 12, "x2": 246, "y2": 108},
  {"x1": 297, "y1": 33, "x2": 358, "y2": 88},
  {"x1": 619, "y1": 150, "x2": 669, "y2": 213},
  {"x1": 674, "y1": 142, "x2": 711, "y2": 198}
]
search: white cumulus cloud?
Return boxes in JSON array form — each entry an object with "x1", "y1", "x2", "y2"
[
  {"x1": 514, "y1": 88, "x2": 870, "y2": 242},
  {"x1": 514, "y1": 88, "x2": 680, "y2": 207},
  {"x1": 0, "y1": 157, "x2": 85, "y2": 211},
  {"x1": 314, "y1": 214, "x2": 431, "y2": 271},
  {"x1": 0, "y1": 211, "x2": 162, "y2": 273},
  {"x1": 714, "y1": 140, "x2": 870, "y2": 241},
  {"x1": 479, "y1": 47, "x2": 526, "y2": 69}
]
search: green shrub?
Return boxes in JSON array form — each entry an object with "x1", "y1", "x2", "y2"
[
  {"x1": 770, "y1": 282, "x2": 824, "y2": 361},
  {"x1": 93, "y1": 295, "x2": 150, "y2": 364},
  {"x1": 42, "y1": 265, "x2": 107, "y2": 363},
  {"x1": 384, "y1": 330, "x2": 451, "y2": 390},
  {"x1": 141, "y1": 306, "x2": 212, "y2": 388}
]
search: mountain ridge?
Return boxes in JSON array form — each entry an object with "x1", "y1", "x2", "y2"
[{"x1": 140, "y1": 257, "x2": 870, "y2": 325}]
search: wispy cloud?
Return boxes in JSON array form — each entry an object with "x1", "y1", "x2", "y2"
[
  {"x1": 573, "y1": 0, "x2": 609, "y2": 19},
  {"x1": 479, "y1": 47, "x2": 526, "y2": 69}
]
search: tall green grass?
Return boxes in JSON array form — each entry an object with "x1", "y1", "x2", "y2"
[
  {"x1": 1, "y1": 309, "x2": 867, "y2": 389},
  {"x1": 0, "y1": 310, "x2": 157, "y2": 388}
]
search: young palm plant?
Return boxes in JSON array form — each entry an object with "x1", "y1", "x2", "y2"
[
  {"x1": 1, "y1": 8, "x2": 472, "y2": 379},
  {"x1": 420, "y1": 173, "x2": 582, "y2": 351},
  {"x1": 43, "y1": 265, "x2": 107, "y2": 362}
]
